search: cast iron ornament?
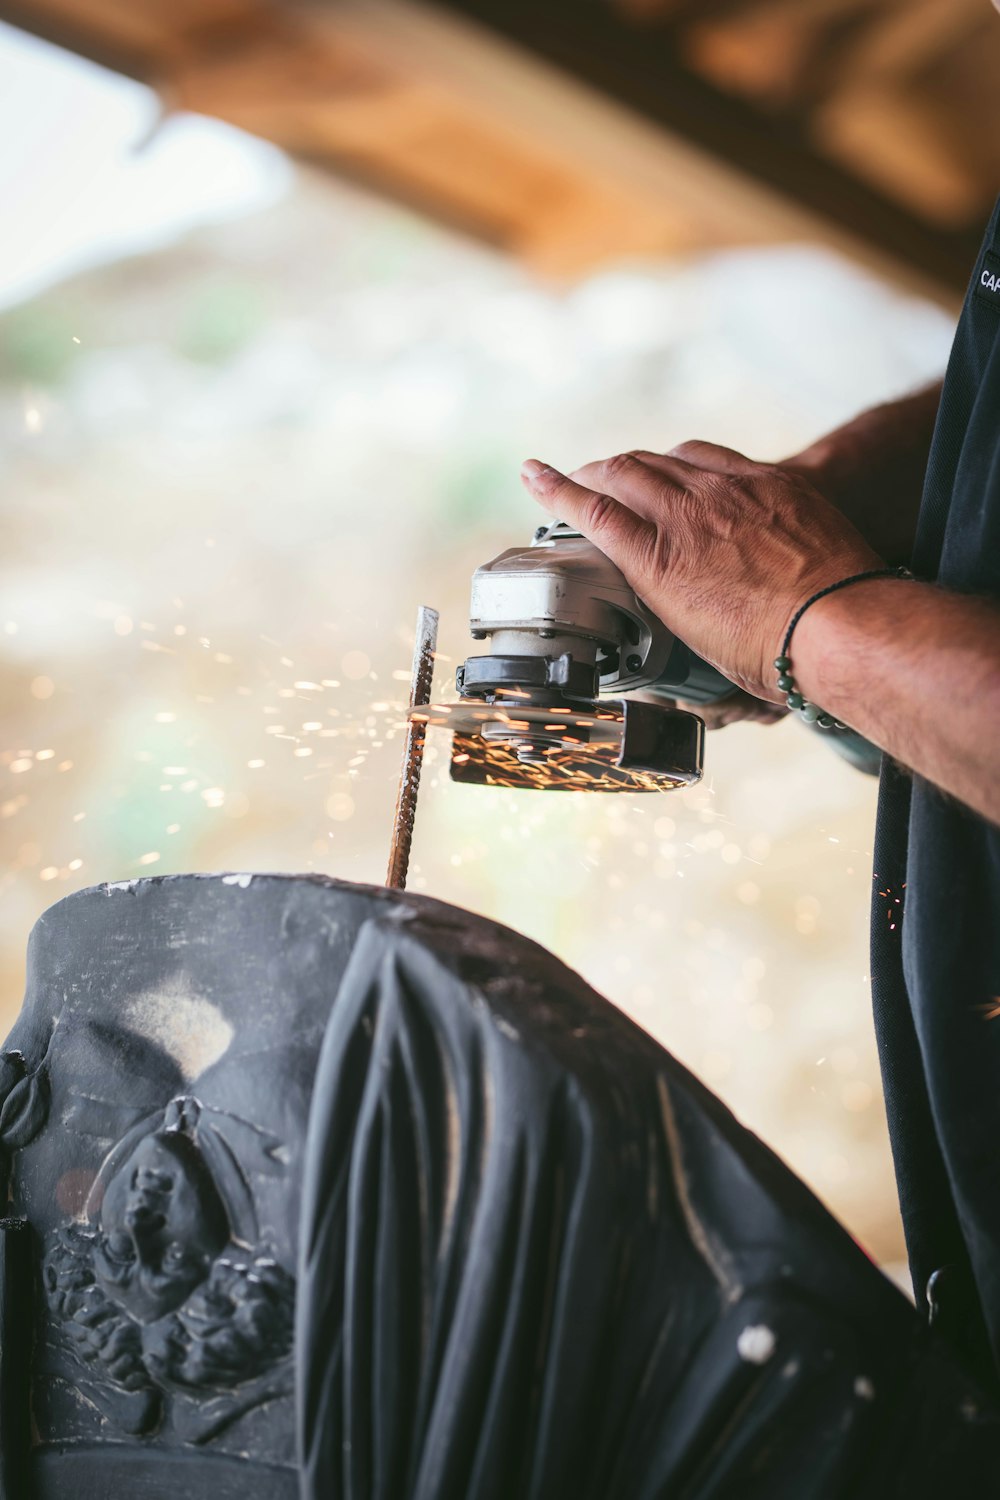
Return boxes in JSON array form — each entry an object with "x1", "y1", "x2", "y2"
[{"x1": 0, "y1": 873, "x2": 997, "y2": 1499}]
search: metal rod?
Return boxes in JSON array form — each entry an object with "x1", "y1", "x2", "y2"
[{"x1": 386, "y1": 605, "x2": 439, "y2": 890}]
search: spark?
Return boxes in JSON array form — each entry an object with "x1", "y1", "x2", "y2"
[{"x1": 446, "y1": 731, "x2": 682, "y2": 794}]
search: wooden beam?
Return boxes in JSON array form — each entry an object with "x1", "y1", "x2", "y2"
[
  {"x1": 0, "y1": 0, "x2": 982, "y2": 302},
  {"x1": 815, "y1": 85, "x2": 987, "y2": 225},
  {"x1": 426, "y1": 0, "x2": 980, "y2": 298},
  {"x1": 310, "y1": 0, "x2": 804, "y2": 250},
  {"x1": 837, "y1": 0, "x2": 984, "y2": 86}
]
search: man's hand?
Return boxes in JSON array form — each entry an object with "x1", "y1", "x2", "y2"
[{"x1": 520, "y1": 443, "x2": 882, "y2": 705}]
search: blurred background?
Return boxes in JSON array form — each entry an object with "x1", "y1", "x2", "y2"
[{"x1": 2, "y1": 0, "x2": 997, "y2": 1271}]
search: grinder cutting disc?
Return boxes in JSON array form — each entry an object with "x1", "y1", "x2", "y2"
[{"x1": 408, "y1": 698, "x2": 704, "y2": 792}]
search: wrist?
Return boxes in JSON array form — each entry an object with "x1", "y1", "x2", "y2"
[{"x1": 790, "y1": 576, "x2": 913, "y2": 721}]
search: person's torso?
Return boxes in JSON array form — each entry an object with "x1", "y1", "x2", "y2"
[{"x1": 872, "y1": 194, "x2": 1000, "y2": 1390}]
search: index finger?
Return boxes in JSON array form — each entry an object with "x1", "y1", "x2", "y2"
[{"x1": 520, "y1": 460, "x2": 657, "y2": 580}]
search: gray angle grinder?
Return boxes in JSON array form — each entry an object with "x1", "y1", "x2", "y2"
[{"x1": 409, "y1": 520, "x2": 882, "y2": 794}]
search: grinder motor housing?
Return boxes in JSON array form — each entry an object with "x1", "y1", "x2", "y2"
[{"x1": 457, "y1": 520, "x2": 735, "y2": 712}]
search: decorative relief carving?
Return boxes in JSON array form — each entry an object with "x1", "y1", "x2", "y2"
[{"x1": 42, "y1": 1094, "x2": 294, "y2": 1438}]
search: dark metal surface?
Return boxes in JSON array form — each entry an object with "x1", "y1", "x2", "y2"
[
  {"x1": 29, "y1": 1449, "x2": 299, "y2": 1500},
  {"x1": 1, "y1": 874, "x2": 998, "y2": 1495},
  {"x1": 0, "y1": 1220, "x2": 31, "y2": 1500},
  {"x1": 456, "y1": 650, "x2": 598, "y2": 704}
]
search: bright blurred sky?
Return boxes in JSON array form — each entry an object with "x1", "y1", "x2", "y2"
[{"x1": 0, "y1": 22, "x2": 290, "y2": 310}]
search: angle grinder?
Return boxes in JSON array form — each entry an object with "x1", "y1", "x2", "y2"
[{"x1": 410, "y1": 520, "x2": 736, "y2": 792}]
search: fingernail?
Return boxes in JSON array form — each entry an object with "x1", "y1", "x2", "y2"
[{"x1": 520, "y1": 459, "x2": 546, "y2": 484}]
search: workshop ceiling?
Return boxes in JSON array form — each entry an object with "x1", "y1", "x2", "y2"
[{"x1": 5, "y1": 0, "x2": 998, "y2": 302}]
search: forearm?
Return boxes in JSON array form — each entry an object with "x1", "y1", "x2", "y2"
[
  {"x1": 795, "y1": 578, "x2": 1000, "y2": 825},
  {"x1": 787, "y1": 382, "x2": 943, "y2": 563}
]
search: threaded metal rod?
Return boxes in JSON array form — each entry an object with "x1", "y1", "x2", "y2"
[{"x1": 386, "y1": 605, "x2": 439, "y2": 890}]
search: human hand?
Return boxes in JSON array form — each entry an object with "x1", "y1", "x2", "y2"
[{"x1": 520, "y1": 443, "x2": 883, "y2": 704}]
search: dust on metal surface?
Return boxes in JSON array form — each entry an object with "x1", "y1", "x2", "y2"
[{"x1": 386, "y1": 606, "x2": 439, "y2": 890}]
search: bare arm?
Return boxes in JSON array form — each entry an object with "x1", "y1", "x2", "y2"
[
  {"x1": 794, "y1": 578, "x2": 1000, "y2": 826},
  {"x1": 784, "y1": 382, "x2": 942, "y2": 563}
]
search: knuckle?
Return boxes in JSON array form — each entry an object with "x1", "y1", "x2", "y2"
[
  {"x1": 583, "y1": 490, "x2": 619, "y2": 535},
  {"x1": 627, "y1": 521, "x2": 665, "y2": 580},
  {"x1": 667, "y1": 439, "x2": 709, "y2": 462},
  {"x1": 602, "y1": 451, "x2": 643, "y2": 485}
]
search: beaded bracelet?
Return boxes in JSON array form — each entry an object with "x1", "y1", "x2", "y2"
[{"x1": 773, "y1": 566, "x2": 913, "y2": 730}]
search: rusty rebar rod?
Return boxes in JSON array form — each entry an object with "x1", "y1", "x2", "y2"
[{"x1": 386, "y1": 605, "x2": 439, "y2": 890}]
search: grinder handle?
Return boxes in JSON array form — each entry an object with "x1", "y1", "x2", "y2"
[{"x1": 651, "y1": 638, "x2": 736, "y2": 706}]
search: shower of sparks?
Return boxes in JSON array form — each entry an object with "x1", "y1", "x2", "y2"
[
  {"x1": 386, "y1": 606, "x2": 439, "y2": 890},
  {"x1": 446, "y1": 732, "x2": 684, "y2": 793},
  {"x1": 0, "y1": 594, "x2": 435, "y2": 884}
]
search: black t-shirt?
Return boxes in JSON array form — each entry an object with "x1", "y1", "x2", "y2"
[{"x1": 872, "y1": 195, "x2": 1000, "y2": 1392}]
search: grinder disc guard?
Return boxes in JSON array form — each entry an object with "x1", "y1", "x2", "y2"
[{"x1": 408, "y1": 697, "x2": 704, "y2": 792}]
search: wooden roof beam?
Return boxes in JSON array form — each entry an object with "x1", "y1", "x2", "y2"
[{"x1": 424, "y1": 0, "x2": 977, "y2": 300}]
